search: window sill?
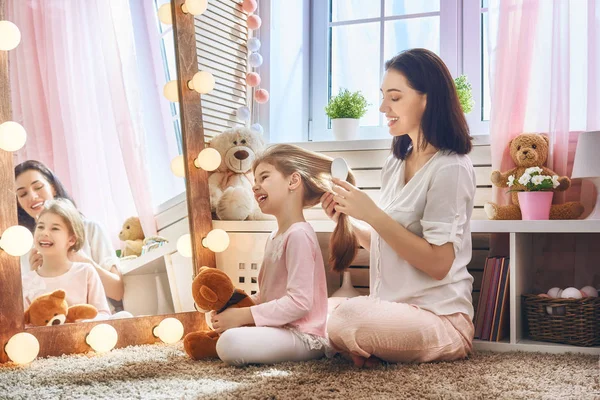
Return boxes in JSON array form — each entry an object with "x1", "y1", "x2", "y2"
[
  {"x1": 289, "y1": 134, "x2": 490, "y2": 153},
  {"x1": 290, "y1": 138, "x2": 392, "y2": 152}
]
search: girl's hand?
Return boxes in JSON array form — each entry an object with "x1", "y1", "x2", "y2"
[
  {"x1": 29, "y1": 248, "x2": 42, "y2": 271},
  {"x1": 320, "y1": 192, "x2": 340, "y2": 223},
  {"x1": 210, "y1": 308, "x2": 254, "y2": 334},
  {"x1": 332, "y1": 178, "x2": 380, "y2": 223}
]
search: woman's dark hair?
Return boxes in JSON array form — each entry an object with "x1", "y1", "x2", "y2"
[
  {"x1": 385, "y1": 48, "x2": 472, "y2": 160},
  {"x1": 14, "y1": 160, "x2": 77, "y2": 232}
]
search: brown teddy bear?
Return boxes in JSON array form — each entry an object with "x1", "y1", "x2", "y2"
[
  {"x1": 208, "y1": 126, "x2": 266, "y2": 221},
  {"x1": 119, "y1": 216, "x2": 144, "y2": 257},
  {"x1": 24, "y1": 289, "x2": 98, "y2": 326},
  {"x1": 485, "y1": 133, "x2": 584, "y2": 220},
  {"x1": 183, "y1": 267, "x2": 255, "y2": 360}
]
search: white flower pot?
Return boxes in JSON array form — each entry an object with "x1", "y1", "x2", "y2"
[{"x1": 331, "y1": 118, "x2": 359, "y2": 141}]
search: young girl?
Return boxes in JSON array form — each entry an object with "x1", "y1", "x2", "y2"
[
  {"x1": 22, "y1": 198, "x2": 114, "y2": 321},
  {"x1": 211, "y1": 144, "x2": 357, "y2": 366},
  {"x1": 15, "y1": 160, "x2": 124, "y2": 306},
  {"x1": 323, "y1": 48, "x2": 476, "y2": 368}
]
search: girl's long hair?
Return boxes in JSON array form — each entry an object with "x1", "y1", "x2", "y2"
[{"x1": 253, "y1": 144, "x2": 357, "y2": 272}]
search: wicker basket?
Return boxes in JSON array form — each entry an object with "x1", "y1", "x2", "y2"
[{"x1": 522, "y1": 294, "x2": 600, "y2": 347}]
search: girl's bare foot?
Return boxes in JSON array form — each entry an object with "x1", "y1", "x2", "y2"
[
  {"x1": 363, "y1": 356, "x2": 383, "y2": 368},
  {"x1": 349, "y1": 353, "x2": 367, "y2": 368}
]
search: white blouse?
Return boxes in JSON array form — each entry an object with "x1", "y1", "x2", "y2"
[{"x1": 370, "y1": 150, "x2": 476, "y2": 319}]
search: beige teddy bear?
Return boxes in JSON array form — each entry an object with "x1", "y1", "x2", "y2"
[
  {"x1": 208, "y1": 126, "x2": 266, "y2": 220},
  {"x1": 485, "y1": 133, "x2": 584, "y2": 220},
  {"x1": 118, "y1": 216, "x2": 145, "y2": 257}
]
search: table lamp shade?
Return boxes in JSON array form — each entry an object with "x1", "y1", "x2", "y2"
[{"x1": 571, "y1": 131, "x2": 600, "y2": 179}]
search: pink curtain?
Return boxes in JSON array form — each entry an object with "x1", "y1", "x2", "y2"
[
  {"x1": 488, "y1": 0, "x2": 599, "y2": 215},
  {"x1": 8, "y1": 1, "x2": 182, "y2": 245}
]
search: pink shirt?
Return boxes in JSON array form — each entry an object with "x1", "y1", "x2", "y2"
[
  {"x1": 22, "y1": 262, "x2": 111, "y2": 319},
  {"x1": 250, "y1": 222, "x2": 328, "y2": 338}
]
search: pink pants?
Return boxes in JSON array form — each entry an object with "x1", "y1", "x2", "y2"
[{"x1": 327, "y1": 296, "x2": 474, "y2": 363}]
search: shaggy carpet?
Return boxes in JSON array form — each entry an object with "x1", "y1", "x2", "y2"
[{"x1": 0, "y1": 343, "x2": 598, "y2": 399}]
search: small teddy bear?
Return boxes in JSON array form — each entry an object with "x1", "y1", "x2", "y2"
[
  {"x1": 208, "y1": 126, "x2": 266, "y2": 220},
  {"x1": 25, "y1": 289, "x2": 98, "y2": 326},
  {"x1": 183, "y1": 267, "x2": 254, "y2": 360},
  {"x1": 485, "y1": 133, "x2": 584, "y2": 220},
  {"x1": 119, "y1": 216, "x2": 145, "y2": 257}
]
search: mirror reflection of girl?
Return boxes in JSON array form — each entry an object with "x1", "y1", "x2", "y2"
[
  {"x1": 210, "y1": 144, "x2": 357, "y2": 367},
  {"x1": 21, "y1": 199, "x2": 116, "y2": 321},
  {"x1": 14, "y1": 160, "x2": 124, "y2": 305}
]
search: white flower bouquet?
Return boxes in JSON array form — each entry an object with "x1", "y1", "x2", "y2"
[{"x1": 507, "y1": 167, "x2": 560, "y2": 192}]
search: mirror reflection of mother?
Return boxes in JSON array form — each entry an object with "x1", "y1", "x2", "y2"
[{"x1": 15, "y1": 160, "x2": 125, "y2": 305}]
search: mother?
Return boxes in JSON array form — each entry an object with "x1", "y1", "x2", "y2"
[
  {"x1": 322, "y1": 48, "x2": 476, "y2": 367},
  {"x1": 15, "y1": 160, "x2": 125, "y2": 303}
]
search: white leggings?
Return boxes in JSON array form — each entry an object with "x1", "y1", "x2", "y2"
[{"x1": 216, "y1": 327, "x2": 325, "y2": 367}]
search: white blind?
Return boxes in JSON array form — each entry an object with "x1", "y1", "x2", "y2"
[{"x1": 194, "y1": 0, "x2": 249, "y2": 140}]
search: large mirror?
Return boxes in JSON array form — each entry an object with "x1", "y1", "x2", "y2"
[{"x1": 7, "y1": 0, "x2": 196, "y2": 325}]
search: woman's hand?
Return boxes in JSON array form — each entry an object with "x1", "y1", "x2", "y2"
[
  {"x1": 29, "y1": 248, "x2": 42, "y2": 271},
  {"x1": 331, "y1": 178, "x2": 380, "y2": 224},
  {"x1": 210, "y1": 308, "x2": 254, "y2": 334},
  {"x1": 320, "y1": 192, "x2": 340, "y2": 223}
]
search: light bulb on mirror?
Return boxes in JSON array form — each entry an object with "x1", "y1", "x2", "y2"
[
  {"x1": 202, "y1": 229, "x2": 230, "y2": 253},
  {"x1": 153, "y1": 317, "x2": 184, "y2": 344},
  {"x1": 0, "y1": 121, "x2": 27, "y2": 152},
  {"x1": 0, "y1": 225, "x2": 34, "y2": 256},
  {"x1": 163, "y1": 80, "x2": 179, "y2": 102},
  {"x1": 4, "y1": 332, "x2": 39, "y2": 365},
  {"x1": 177, "y1": 234, "x2": 193, "y2": 257},
  {"x1": 86, "y1": 324, "x2": 118, "y2": 353},
  {"x1": 170, "y1": 155, "x2": 186, "y2": 177},
  {"x1": 157, "y1": 3, "x2": 173, "y2": 25},
  {"x1": 194, "y1": 147, "x2": 221, "y2": 171},
  {"x1": 188, "y1": 71, "x2": 215, "y2": 94},
  {"x1": 181, "y1": 0, "x2": 208, "y2": 16},
  {"x1": 0, "y1": 20, "x2": 21, "y2": 51}
]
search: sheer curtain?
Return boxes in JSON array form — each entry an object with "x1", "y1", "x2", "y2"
[
  {"x1": 487, "y1": 0, "x2": 599, "y2": 215},
  {"x1": 8, "y1": 0, "x2": 182, "y2": 245}
]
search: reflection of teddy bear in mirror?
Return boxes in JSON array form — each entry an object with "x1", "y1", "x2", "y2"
[
  {"x1": 485, "y1": 133, "x2": 584, "y2": 220},
  {"x1": 183, "y1": 267, "x2": 254, "y2": 360},
  {"x1": 118, "y1": 216, "x2": 168, "y2": 258},
  {"x1": 119, "y1": 217, "x2": 145, "y2": 257},
  {"x1": 24, "y1": 289, "x2": 98, "y2": 326},
  {"x1": 208, "y1": 126, "x2": 269, "y2": 220}
]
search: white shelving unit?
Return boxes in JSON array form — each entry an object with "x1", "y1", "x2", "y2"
[
  {"x1": 213, "y1": 219, "x2": 600, "y2": 355},
  {"x1": 118, "y1": 242, "x2": 195, "y2": 316}
]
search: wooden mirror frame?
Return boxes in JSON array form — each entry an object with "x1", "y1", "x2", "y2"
[{"x1": 0, "y1": 0, "x2": 214, "y2": 363}]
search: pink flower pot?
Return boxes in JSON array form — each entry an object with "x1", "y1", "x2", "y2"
[{"x1": 518, "y1": 191, "x2": 553, "y2": 220}]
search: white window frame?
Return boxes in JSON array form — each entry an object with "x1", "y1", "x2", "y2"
[
  {"x1": 462, "y1": 0, "x2": 490, "y2": 136},
  {"x1": 309, "y1": 0, "x2": 489, "y2": 142}
]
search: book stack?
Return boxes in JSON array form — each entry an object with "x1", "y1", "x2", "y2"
[{"x1": 474, "y1": 256, "x2": 510, "y2": 341}]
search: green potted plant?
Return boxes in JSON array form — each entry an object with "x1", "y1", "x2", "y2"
[
  {"x1": 454, "y1": 75, "x2": 474, "y2": 114},
  {"x1": 325, "y1": 88, "x2": 369, "y2": 140}
]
